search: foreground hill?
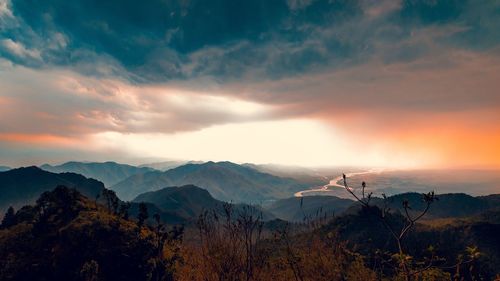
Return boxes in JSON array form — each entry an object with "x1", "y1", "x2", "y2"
[
  {"x1": 265, "y1": 196, "x2": 354, "y2": 222},
  {"x1": 133, "y1": 185, "x2": 275, "y2": 221},
  {"x1": 323, "y1": 206, "x2": 500, "y2": 276},
  {"x1": 0, "y1": 186, "x2": 378, "y2": 281},
  {"x1": 1, "y1": 186, "x2": 499, "y2": 280},
  {"x1": 0, "y1": 167, "x2": 104, "y2": 212},
  {"x1": 112, "y1": 161, "x2": 309, "y2": 202},
  {"x1": 40, "y1": 161, "x2": 154, "y2": 187},
  {"x1": 0, "y1": 186, "x2": 177, "y2": 281}
]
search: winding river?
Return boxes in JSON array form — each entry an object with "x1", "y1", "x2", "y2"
[{"x1": 294, "y1": 169, "x2": 380, "y2": 197}]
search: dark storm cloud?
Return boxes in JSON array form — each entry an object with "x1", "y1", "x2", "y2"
[
  {"x1": 0, "y1": 0, "x2": 355, "y2": 80},
  {"x1": 0, "y1": 0, "x2": 382, "y2": 81},
  {"x1": 1, "y1": 0, "x2": 498, "y2": 82}
]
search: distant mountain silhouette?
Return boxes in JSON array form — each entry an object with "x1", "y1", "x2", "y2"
[
  {"x1": 268, "y1": 192, "x2": 500, "y2": 222},
  {"x1": 382, "y1": 192, "x2": 500, "y2": 219},
  {"x1": 242, "y1": 163, "x2": 328, "y2": 186},
  {"x1": 0, "y1": 166, "x2": 105, "y2": 212},
  {"x1": 133, "y1": 184, "x2": 275, "y2": 221},
  {"x1": 0, "y1": 166, "x2": 10, "y2": 172},
  {"x1": 138, "y1": 160, "x2": 205, "y2": 171},
  {"x1": 265, "y1": 196, "x2": 354, "y2": 222},
  {"x1": 112, "y1": 161, "x2": 309, "y2": 202},
  {"x1": 40, "y1": 161, "x2": 154, "y2": 187}
]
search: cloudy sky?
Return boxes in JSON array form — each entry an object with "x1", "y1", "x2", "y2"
[{"x1": 0, "y1": 0, "x2": 499, "y2": 168}]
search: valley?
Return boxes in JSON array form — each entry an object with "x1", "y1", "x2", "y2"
[{"x1": 1, "y1": 161, "x2": 499, "y2": 280}]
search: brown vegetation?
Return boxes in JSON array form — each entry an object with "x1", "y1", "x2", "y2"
[{"x1": 1, "y1": 184, "x2": 498, "y2": 280}]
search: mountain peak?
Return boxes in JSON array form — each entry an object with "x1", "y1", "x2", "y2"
[
  {"x1": 202, "y1": 161, "x2": 238, "y2": 167},
  {"x1": 0, "y1": 166, "x2": 11, "y2": 172},
  {"x1": 39, "y1": 161, "x2": 153, "y2": 187},
  {"x1": 9, "y1": 166, "x2": 43, "y2": 173},
  {"x1": 112, "y1": 161, "x2": 306, "y2": 202},
  {"x1": 0, "y1": 167, "x2": 105, "y2": 212}
]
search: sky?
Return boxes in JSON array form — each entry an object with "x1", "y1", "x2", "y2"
[{"x1": 0, "y1": 0, "x2": 499, "y2": 168}]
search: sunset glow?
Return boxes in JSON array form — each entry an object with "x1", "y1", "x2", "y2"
[{"x1": 0, "y1": 0, "x2": 499, "y2": 169}]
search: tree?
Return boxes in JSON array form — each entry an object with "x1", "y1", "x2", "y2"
[
  {"x1": 102, "y1": 189, "x2": 119, "y2": 214},
  {"x1": 119, "y1": 202, "x2": 131, "y2": 220},
  {"x1": 193, "y1": 203, "x2": 266, "y2": 281},
  {"x1": 150, "y1": 213, "x2": 183, "y2": 281},
  {"x1": 340, "y1": 174, "x2": 482, "y2": 281},
  {"x1": 1, "y1": 206, "x2": 16, "y2": 229},
  {"x1": 137, "y1": 202, "x2": 149, "y2": 229},
  {"x1": 80, "y1": 260, "x2": 99, "y2": 281},
  {"x1": 342, "y1": 174, "x2": 437, "y2": 280}
]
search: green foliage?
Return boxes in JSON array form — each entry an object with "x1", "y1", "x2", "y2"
[{"x1": 0, "y1": 186, "x2": 181, "y2": 281}]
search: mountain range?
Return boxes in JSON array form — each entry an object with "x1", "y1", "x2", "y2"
[
  {"x1": 40, "y1": 161, "x2": 154, "y2": 187},
  {"x1": 0, "y1": 166, "x2": 105, "y2": 212},
  {"x1": 0, "y1": 167, "x2": 275, "y2": 224},
  {"x1": 111, "y1": 161, "x2": 310, "y2": 202},
  {"x1": 138, "y1": 160, "x2": 205, "y2": 171},
  {"x1": 379, "y1": 192, "x2": 500, "y2": 219},
  {"x1": 1, "y1": 162, "x2": 500, "y2": 279},
  {"x1": 3, "y1": 163, "x2": 500, "y2": 226},
  {"x1": 264, "y1": 192, "x2": 500, "y2": 222}
]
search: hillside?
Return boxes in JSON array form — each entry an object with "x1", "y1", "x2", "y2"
[
  {"x1": 133, "y1": 185, "x2": 219, "y2": 218},
  {"x1": 0, "y1": 186, "x2": 178, "y2": 281},
  {"x1": 133, "y1": 185, "x2": 275, "y2": 221},
  {"x1": 322, "y1": 206, "x2": 500, "y2": 276},
  {"x1": 1, "y1": 182, "x2": 499, "y2": 280},
  {"x1": 40, "y1": 161, "x2": 154, "y2": 187},
  {"x1": 0, "y1": 167, "x2": 105, "y2": 212},
  {"x1": 265, "y1": 196, "x2": 354, "y2": 222},
  {"x1": 112, "y1": 161, "x2": 309, "y2": 202}
]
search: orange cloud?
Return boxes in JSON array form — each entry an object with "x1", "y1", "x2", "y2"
[
  {"x1": 313, "y1": 109, "x2": 500, "y2": 169},
  {"x1": 0, "y1": 96, "x2": 12, "y2": 106},
  {"x1": 0, "y1": 133, "x2": 84, "y2": 148}
]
